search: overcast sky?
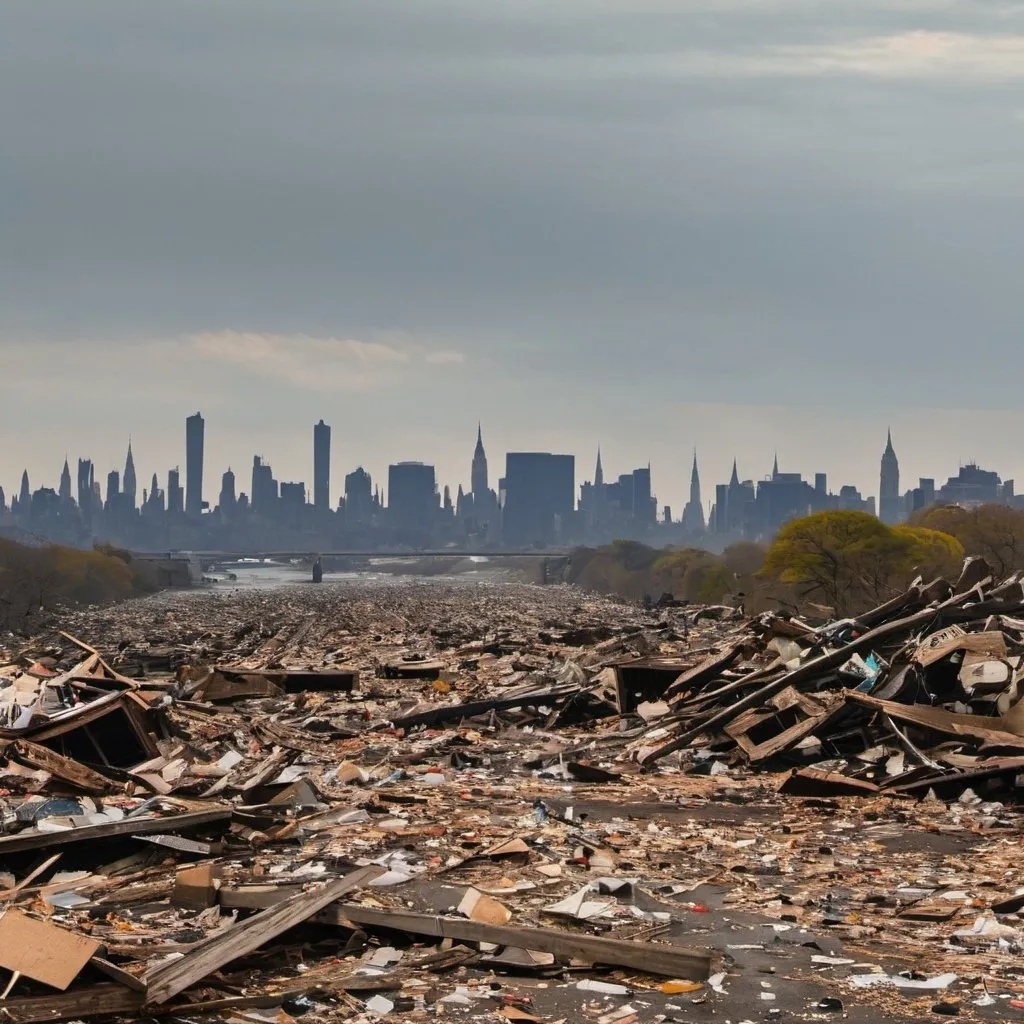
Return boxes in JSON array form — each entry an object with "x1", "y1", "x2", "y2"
[{"x1": 3, "y1": 0, "x2": 1023, "y2": 514}]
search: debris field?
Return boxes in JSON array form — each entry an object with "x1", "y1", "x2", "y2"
[{"x1": 4, "y1": 564, "x2": 1024, "y2": 1022}]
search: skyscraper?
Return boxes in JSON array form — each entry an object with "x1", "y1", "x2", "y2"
[
  {"x1": 185, "y1": 412, "x2": 204, "y2": 518},
  {"x1": 123, "y1": 440, "x2": 137, "y2": 510},
  {"x1": 220, "y1": 468, "x2": 237, "y2": 516},
  {"x1": 59, "y1": 459, "x2": 72, "y2": 503},
  {"x1": 682, "y1": 451, "x2": 705, "y2": 532},
  {"x1": 313, "y1": 419, "x2": 331, "y2": 512},
  {"x1": 251, "y1": 456, "x2": 278, "y2": 514},
  {"x1": 345, "y1": 467, "x2": 373, "y2": 525},
  {"x1": 168, "y1": 468, "x2": 184, "y2": 515},
  {"x1": 77, "y1": 459, "x2": 95, "y2": 530},
  {"x1": 105, "y1": 470, "x2": 120, "y2": 510},
  {"x1": 388, "y1": 462, "x2": 437, "y2": 532},
  {"x1": 17, "y1": 471, "x2": 30, "y2": 516},
  {"x1": 632, "y1": 465, "x2": 654, "y2": 524},
  {"x1": 502, "y1": 452, "x2": 575, "y2": 546},
  {"x1": 879, "y1": 429, "x2": 901, "y2": 524},
  {"x1": 471, "y1": 423, "x2": 488, "y2": 499}
]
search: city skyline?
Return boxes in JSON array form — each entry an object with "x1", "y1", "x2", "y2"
[
  {"x1": 1, "y1": 412, "x2": 1019, "y2": 527},
  {"x1": 2, "y1": 411, "x2": 1018, "y2": 543}
]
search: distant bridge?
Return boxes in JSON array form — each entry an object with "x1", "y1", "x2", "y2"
[{"x1": 177, "y1": 550, "x2": 568, "y2": 560}]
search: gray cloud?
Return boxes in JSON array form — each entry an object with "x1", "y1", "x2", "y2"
[{"x1": 2, "y1": 0, "x2": 1023, "y2": 512}]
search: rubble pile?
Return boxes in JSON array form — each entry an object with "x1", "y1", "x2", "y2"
[
  {"x1": 3, "y1": 569, "x2": 1024, "y2": 1021},
  {"x1": 632, "y1": 555, "x2": 1024, "y2": 803}
]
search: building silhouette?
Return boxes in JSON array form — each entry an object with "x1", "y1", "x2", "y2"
[
  {"x1": 471, "y1": 423, "x2": 488, "y2": 500},
  {"x1": 185, "y1": 412, "x2": 205, "y2": 518},
  {"x1": 879, "y1": 430, "x2": 901, "y2": 524},
  {"x1": 313, "y1": 420, "x2": 331, "y2": 512},
  {"x1": 219, "y1": 468, "x2": 237, "y2": 517},
  {"x1": 388, "y1": 462, "x2": 437, "y2": 535},
  {"x1": 682, "y1": 451, "x2": 705, "y2": 533},
  {"x1": 251, "y1": 456, "x2": 277, "y2": 515},
  {"x1": 59, "y1": 459, "x2": 72, "y2": 504},
  {"x1": 345, "y1": 467, "x2": 374, "y2": 525},
  {"x1": 122, "y1": 441, "x2": 137, "y2": 511},
  {"x1": 503, "y1": 452, "x2": 575, "y2": 547},
  {"x1": 105, "y1": 470, "x2": 120, "y2": 512},
  {"x1": 77, "y1": 459, "x2": 94, "y2": 531},
  {"x1": 167, "y1": 468, "x2": 183, "y2": 516}
]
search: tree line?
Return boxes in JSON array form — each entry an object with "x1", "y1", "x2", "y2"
[
  {"x1": 0, "y1": 539, "x2": 159, "y2": 630},
  {"x1": 567, "y1": 504, "x2": 1024, "y2": 616}
]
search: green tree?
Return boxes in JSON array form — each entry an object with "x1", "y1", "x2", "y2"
[
  {"x1": 761, "y1": 510, "x2": 915, "y2": 615},
  {"x1": 892, "y1": 525, "x2": 965, "y2": 581}
]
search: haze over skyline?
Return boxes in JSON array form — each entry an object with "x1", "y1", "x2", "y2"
[{"x1": 3, "y1": 1, "x2": 1023, "y2": 510}]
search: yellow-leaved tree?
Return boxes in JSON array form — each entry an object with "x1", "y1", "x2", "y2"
[{"x1": 761, "y1": 510, "x2": 962, "y2": 615}]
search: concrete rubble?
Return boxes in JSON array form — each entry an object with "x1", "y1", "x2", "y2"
[{"x1": 4, "y1": 566, "x2": 1024, "y2": 1021}]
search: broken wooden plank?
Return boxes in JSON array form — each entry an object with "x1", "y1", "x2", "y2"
[
  {"x1": 89, "y1": 957, "x2": 147, "y2": 993},
  {"x1": 319, "y1": 904, "x2": 712, "y2": 981},
  {"x1": 0, "y1": 983, "x2": 142, "y2": 1023},
  {"x1": 778, "y1": 767, "x2": 881, "y2": 798},
  {"x1": 724, "y1": 688, "x2": 842, "y2": 763},
  {"x1": 144, "y1": 865, "x2": 384, "y2": 1004},
  {"x1": 11, "y1": 741, "x2": 114, "y2": 794},
  {"x1": 846, "y1": 691, "x2": 1024, "y2": 749},
  {"x1": 390, "y1": 684, "x2": 581, "y2": 731},
  {"x1": 914, "y1": 629, "x2": 1006, "y2": 667},
  {"x1": 0, "y1": 808, "x2": 232, "y2": 855},
  {"x1": 0, "y1": 853, "x2": 63, "y2": 901},
  {"x1": 663, "y1": 643, "x2": 743, "y2": 700}
]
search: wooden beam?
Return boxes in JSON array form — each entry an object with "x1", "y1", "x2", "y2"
[
  {"x1": 390, "y1": 685, "x2": 581, "y2": 731},
  {"x1": 846, "y1": 691, "x2": 1024, "y2": 748},
  {"x1": 12, "y1": 741, "x2": 115, "y2": 794},
  {"x1": 0, "y1": 808, "x2": 232, "y2": 856},
  {"x1": 663, "y1": 643, "x2": 743, "y2": 699},
  {"x1": 0, "y1": 983, "x2": 142, "y2": 1023},
  {"x1": 144, "y1": 865, "x2": 384, "y2": 1004},
  {"x1": 318, "y1": 904, "x2": 712, "y2": 981}
]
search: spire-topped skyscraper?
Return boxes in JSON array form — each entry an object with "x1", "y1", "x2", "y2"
[
  {"x1": 682, "y1": 450, "x2": 705, "y2": 533},
  {"x1": 471, "y1": 422, "x2": 488, "y2": 500},
  {"x1": 879, "y1": 429, "x2": 901, "y2": 524},
  {"x1": 123, "y1": 440, "x2": 137, "y2": 510},
  {"x1": 59, "y1": 458, "x2": 72, "y2": 503}
]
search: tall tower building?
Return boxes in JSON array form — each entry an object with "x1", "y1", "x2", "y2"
[
  {"x1": 879, "y1": 429, "x2": 901, "y2": 524},
  {"x1": 123, "y1": 440, "x2": 137, "y2": 510},
  {"x1": 220, "y1": 468, "x2": 237, "y2": 516},
  {"x1": 105, "y1": 470, "x2": 120, "y2": 510},
  {"x1": 168, "y1": 467, "x2": 184, "y2": 515},
  {"x1": 185, "y1": 412, "x2": 205, "y2": 518},
  {"x1": 682, "y1": 451, "x2": 705, "y2": 532},
  {"x1": 59, "y1": 459, "x2": 72, "y2": 503},
  {"x1": 77, "y1": 459, "x2": 95, "y2": 530},
  {"x1": 313, "y1": 419, "x2": 331, "y2": 512},
  {"x1": 471, "y1": 423, "x2": 489, "y2": 499}
]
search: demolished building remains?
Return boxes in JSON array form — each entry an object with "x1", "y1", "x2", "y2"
[{"x1": 4, "y1": 564, "x2": 1024, "y2": 1020}]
